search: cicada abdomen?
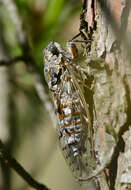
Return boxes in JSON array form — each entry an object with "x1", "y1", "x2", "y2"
[{"x1": 43, "y1": 42, "x2": 94, "y2": 180}]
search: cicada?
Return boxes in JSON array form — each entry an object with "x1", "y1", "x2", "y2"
[{"x1": 43, "y1": 41, "x2": 99, "y2": 181}]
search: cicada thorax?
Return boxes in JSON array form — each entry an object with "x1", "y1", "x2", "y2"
[{"x1": 44, "y1": 41, "x2": 96, "y2": 181}]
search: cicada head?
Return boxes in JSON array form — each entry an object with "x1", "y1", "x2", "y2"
[
  {"x1": 43, "y1": 42, "x2": 64, "y2": 65},
  {"x1": 43, "y1": 42, "x2": 65, "y2": 92}
]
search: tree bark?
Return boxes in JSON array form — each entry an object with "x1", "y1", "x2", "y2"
[{"x1": 82, "y1": 0, "x2": 131, "y2": 189}]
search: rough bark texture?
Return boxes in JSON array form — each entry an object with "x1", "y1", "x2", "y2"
[{"x1": 82, "y1": 0, "x2": 131, "y2": 189}]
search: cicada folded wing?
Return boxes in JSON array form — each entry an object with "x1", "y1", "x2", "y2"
[{"x1": 43, "y1": 41, "x2": 98, "y2": 181}]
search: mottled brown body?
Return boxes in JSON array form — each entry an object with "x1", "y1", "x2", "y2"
[{"x1": 43, "y1": 42, "x2": 91, "y2": 179}]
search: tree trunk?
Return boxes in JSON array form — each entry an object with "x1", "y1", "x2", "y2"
[{"x1": 82, "y1": 0, "x2": 131, "y2": 189}]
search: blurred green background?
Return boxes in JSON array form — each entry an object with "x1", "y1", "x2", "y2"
[{"x1": 0, "y1": 0, "x2": 88, "y2": 190}]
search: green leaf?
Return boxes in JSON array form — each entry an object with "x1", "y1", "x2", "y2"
[{"x1": 44, "y1": 0, "x2": 66, "y2": 28}]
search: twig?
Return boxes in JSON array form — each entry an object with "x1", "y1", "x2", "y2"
[
  {"x1": 0, "y1": 140, "x2": 50, "y2": 190},
  {"x1": 1, "y1": 0, "x2": 27, "y2": 45},
  {"x1": 0, "y1": 56, "x2": 25, "y2": 66}
]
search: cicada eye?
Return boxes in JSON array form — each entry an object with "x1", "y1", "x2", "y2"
[
  {"x1": 49, "y1": 45, "x2": 60, "y2": 56},
  {"x1": 44, "y1": 67, "x2": 48, "y2": 73}
]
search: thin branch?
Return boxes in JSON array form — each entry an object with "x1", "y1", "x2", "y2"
[
  {"x1": 1, "y1": 0, "x2": 27, "y2": 46},
  {"x1": 0, "y1": 140, "x2": 50, "y2": 190},
  {"x1": 0, "y1": 56, "x2": 25, "y2": 66}
]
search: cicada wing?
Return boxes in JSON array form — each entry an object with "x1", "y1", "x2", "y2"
[
  {"x1": 58, "y1": 136, "x2": 90, "y2": 180},
  {"x1": 55, "y1": 73, "x2": 94, "y2": 180},
  {"x1": 65, "y1": 64, "x2": 114, "y2": 181},
  {"x1": 66, "y1": 65, "x2": 94, "y2": 148}
]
